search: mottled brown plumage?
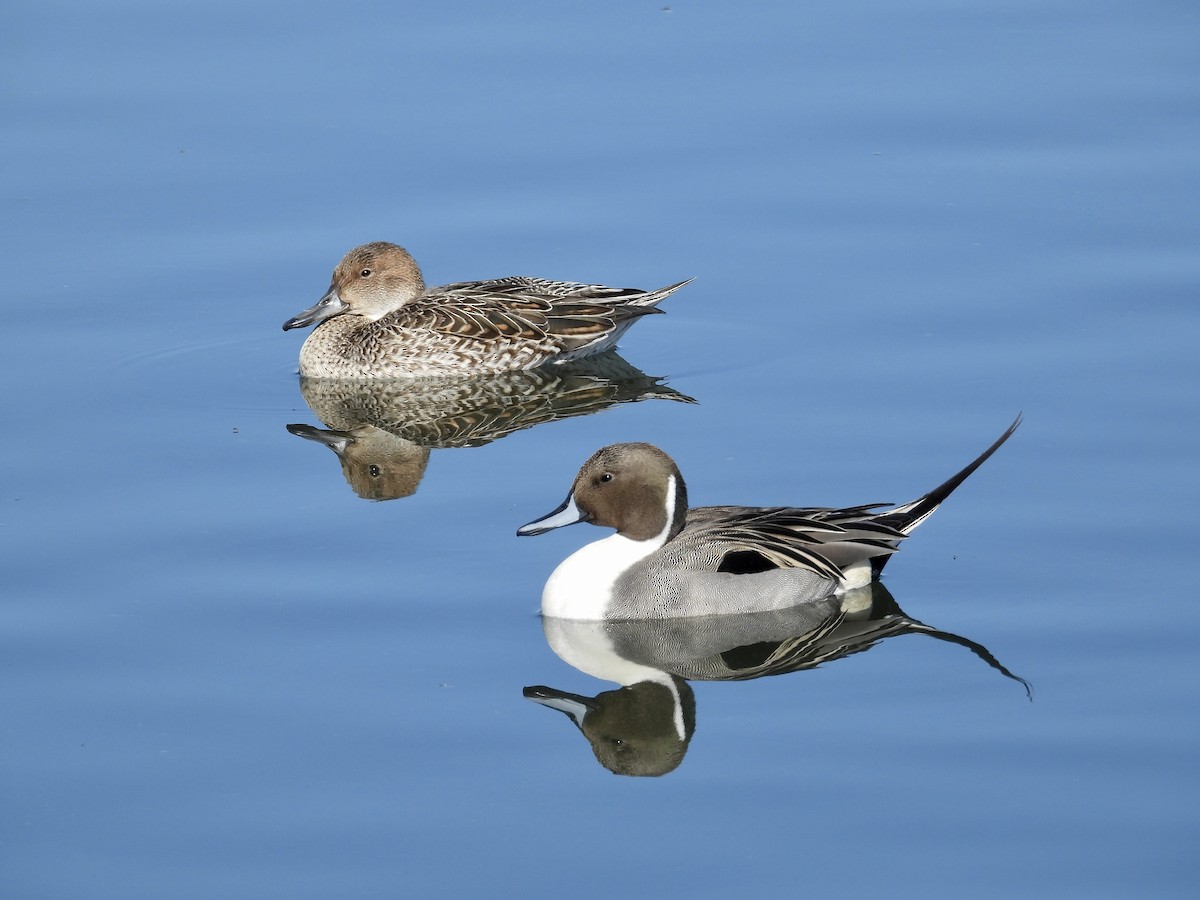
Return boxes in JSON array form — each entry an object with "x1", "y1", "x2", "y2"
[{"x1": 283, "y1": 242, "x2": 688, "y2": 377}]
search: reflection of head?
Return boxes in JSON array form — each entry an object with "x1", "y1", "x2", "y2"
[
  {"x1": 287, "y1": 424, "x2": 430, "y2": 500},
  {"x1": 526, "y1": 678, "x2": 696, "y2": 777},
  {"x1": 333, "y1": 430, "x2": 430, "y2": 500},
  {"x1": 526, "y1": 583, "x2": 1031, "y2": 777},
  {"x1": 289, "y1": 356, "x2": 692, "y2": 501}
]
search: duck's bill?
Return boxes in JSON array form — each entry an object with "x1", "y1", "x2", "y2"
[
  {"x1": 523, "y1": 686, "x2": 598, "y2": 727},
  {"x1": 282, "y1": 289, "x2": 347, "y2": 331},
  {"x1": 285, "y1": 423, "x2": 353, "y2": 452},
  {"x1": 516, "y1": 492, "x2": 590, "y2": 536}
]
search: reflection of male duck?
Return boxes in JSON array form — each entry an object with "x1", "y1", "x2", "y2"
[
  {"x1": 526, "y1": 680, "x2": 696, "y2": 778},
  {"x1": 525, "y1": 583, "x2": 1029, "y2": 777},
  {"x1": 287, "y1": 352, "x2": 692, "y2": 500}
]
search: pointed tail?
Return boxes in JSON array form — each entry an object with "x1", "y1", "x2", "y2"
[
  {"x1": 884, "y1": 414, "x2": 1022, "y2": 537},
  {"x1": 627, "y1": 278, "x2": 693, "y2": 308}
]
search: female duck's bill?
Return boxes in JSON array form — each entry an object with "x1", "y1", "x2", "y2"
[{"x1": 282, "y1": 290, "x2": 348, "y2": 331}]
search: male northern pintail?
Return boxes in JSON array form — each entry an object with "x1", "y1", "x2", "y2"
[
  {"x1": 282, "y1": 242, "x2": 689, "y2": 377},
  {"x1": 517, "y1": 416, "x2": 1021, "y2": 619}
]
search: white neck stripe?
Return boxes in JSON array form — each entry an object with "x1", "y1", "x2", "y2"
[
  {"x1": 540, "y1": 474, "x2": 679, "y2": 619},
  {"x1": 647, "y1": 474, "x2": 677, "y2": 550}
]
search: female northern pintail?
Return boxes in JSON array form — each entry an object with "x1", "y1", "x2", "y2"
[
  {"x1": 282, "y1": 242, "x2": 689, "y2": 377},
  {"x1": 517, "y1": 416, "x2": 1021, "y2": 619}
]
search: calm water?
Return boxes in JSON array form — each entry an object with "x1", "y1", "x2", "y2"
[{"x1": 4, "y1": 1, "x2": 1198, "y2": 897}]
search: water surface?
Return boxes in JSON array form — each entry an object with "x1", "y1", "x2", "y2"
[{"x1": 3, "y1": 1, "x2": 1198, "y2": 897}]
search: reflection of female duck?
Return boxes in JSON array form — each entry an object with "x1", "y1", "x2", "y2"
[
  {"x1": 287, "y1": 424, "x2": 431, "y2": 501},
  {"x1": 287, "y1": 352, "x2": 692, "y2": 500},
  {"x1": 526, "y1": 583, "x2": 1029, "y2": 777}
]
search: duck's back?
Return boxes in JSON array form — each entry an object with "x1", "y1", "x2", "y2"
[
  {"x1": 607, "y1": 503, "x2": 904, "y2": 619},
  {"x1": 298, "y1": 279, "x2": 669, "y2": 377}
]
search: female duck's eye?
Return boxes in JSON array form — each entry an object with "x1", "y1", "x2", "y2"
[
  {"x1": 599, "y1": 473, "x2": 613, "y2": 483},
  {"x1": 368, "y1": 465, "x2": 381, "y2": 478},
  {"x1": 360, "y1": 268, "x2": 372, "y2": 278}
]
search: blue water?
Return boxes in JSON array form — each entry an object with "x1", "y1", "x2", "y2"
[{"x1": 4, "y1": 1, "x2": 1199, "y2": 897}]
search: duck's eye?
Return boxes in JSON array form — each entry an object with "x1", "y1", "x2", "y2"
[
  {"x1": 599, "y1": 473, "x2": 614, "y2": 483},
  {"x1": 360, "y1": 268, "x2": 372, "y2": 278},
  {"x1": 368, "y1": 465, "x2": 381, "y2": 478}
]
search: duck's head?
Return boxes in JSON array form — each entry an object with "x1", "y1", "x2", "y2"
[
  {"x1": 518, "y1": 442, "x2": 688, "y2": 542},
  {"x1": 283, "y1": 242, "x2": 426, "y2": 331}
]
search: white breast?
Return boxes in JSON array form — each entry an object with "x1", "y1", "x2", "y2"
[
  {"x1": 541, "y1": 532, "x2": 658, "y2": 619},
  {"x1": 541, "y1": 476, "x2": 677, "y2": 620}
]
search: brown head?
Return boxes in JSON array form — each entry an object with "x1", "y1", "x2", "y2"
[
  {"x1": 283, "y1": 242, "x2": 427, "y2": 331},
  {"x1": 518, "y1": 442, "x2": 688, "y2": 542}
]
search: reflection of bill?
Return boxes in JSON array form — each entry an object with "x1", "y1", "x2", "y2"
[
  {"x1": 286, "y1": 351, "x2": 692, "y2": 500},
  {"x1": 526, "y1": 583, "x2": 1029, "y2": 777}
]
